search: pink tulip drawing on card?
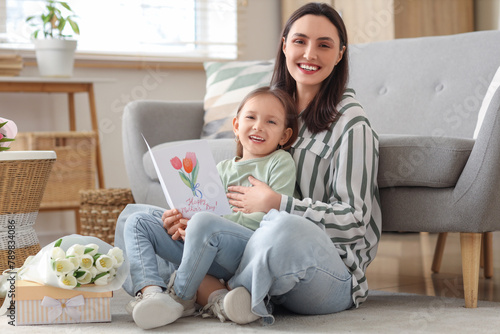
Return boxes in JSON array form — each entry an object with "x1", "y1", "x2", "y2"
[
  {"x1": 0, "y1": 117, "x2": 17, "y2": 151},
  {"x1": 170, "y1": 152, "x2": 202, "y2": 198}
]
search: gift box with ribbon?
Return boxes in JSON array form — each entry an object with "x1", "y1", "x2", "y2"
[{"x1": 14, "y1": 280, "x2": 112, "y2": 325}]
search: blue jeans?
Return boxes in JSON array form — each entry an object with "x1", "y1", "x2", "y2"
[
  {"x1": 117, "y1": 204, "x2": 254, "y2": 298},
  {"x1": 228, "y1": 209, "x2": 353, "y2": 324},
  {"x1": 115, "y1": 205, "x2": 353, "y2": 324}
]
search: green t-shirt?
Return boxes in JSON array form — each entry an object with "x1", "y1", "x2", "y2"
[{"x1": 216, "y1": 149, "x2": 296, "y2": 231}]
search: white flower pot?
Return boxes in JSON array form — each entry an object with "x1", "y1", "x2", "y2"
[{"x1": 34, "y1": 39, "x2": 77, "y2": 77}]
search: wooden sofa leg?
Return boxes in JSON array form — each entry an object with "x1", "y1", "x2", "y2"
[
  {"x1": 483, "y1": 232, "x2": 494, "y2": 279},
  {"x1": 432, "y1": 232, "x2": 448, "y2": 273},
  {"x1": 460, "y1": 232, "x2": 481, "y2": 308}
]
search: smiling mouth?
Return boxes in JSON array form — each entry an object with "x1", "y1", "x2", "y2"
[
  {"x1": 249, "y1": 135, "x2": 265, "y2": 142},
  {"x1": 299, "y1": 64, "x2": 319, "y2": 71}
]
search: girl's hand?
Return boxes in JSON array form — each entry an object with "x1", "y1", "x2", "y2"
[
  {"x1": 227, "y1": 176, "x2": 281, "y2": 213},
  {"x1": 173, "y1": 227, "x2": 187, "y2": 241},
  {"x1": 172, "y1": 219, "x2": 188, "y2": 241},
  {"x1": 162, "y1": 209, "x2": 188, "y2": 240}
]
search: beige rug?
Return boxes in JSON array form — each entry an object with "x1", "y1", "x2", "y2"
[{"x1": 1, "y1": 288, "x2": 498, "y2": 333}]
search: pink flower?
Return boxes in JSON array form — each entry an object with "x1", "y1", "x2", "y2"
[
  {"x1": 170, "y1": 156, "x2": 182, "y2": 170},
  {"x1": 185, "y1": 152, "x2": 197, "y2": 168},
  {"x1": 0, "y1": 117, "x2": 17, "y2": 151}
]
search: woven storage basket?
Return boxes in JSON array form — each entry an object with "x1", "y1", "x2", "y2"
[
  {"x1": 0, "y1": 151, "x2": 56, "y2": 274},
  {"x1": 0, "y1": 228, "x2": 41, "y2": 270},
  {"x1": 11, "y1": 132, "x2": 97, "y2": 209},
  {"x1": 79, "y1": 188, "x2": 135, "y2": 245}
]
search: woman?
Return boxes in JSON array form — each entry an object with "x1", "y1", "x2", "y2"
[{"x1": 215, "y1": 2, "x2": 382, "y2": 324}]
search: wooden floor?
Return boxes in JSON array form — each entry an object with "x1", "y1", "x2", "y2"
[{"x1": 367, "y1": 232, "x2": 500, "y2": 303}]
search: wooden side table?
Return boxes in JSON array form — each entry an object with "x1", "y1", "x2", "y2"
[
  {"x1": 0, "y1": 77, "x2": 110, "y2": 234},
  {"x1": 0, "y1": 77, "x2": 107, "y2": 188}
]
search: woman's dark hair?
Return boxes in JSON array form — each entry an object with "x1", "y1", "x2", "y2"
[
  {"x1": 271, "y1": 2, "x2": 348, "y2": 134},
  {"x1": 235, "y1": 86, "x2": 298, "y2": 158}
]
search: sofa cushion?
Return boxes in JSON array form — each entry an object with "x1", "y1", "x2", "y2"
[
  {"x1": 143, "y1": 139, "x2": 235, "y2": 182},
  {"x1": 201, "y1": 60, "x2": 274, "y2": 139},
  {"x1": 378, "y1": 135, "x2": 474, "y2": 188}
]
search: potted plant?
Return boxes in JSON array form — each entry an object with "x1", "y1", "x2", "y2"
[{"x1": 26, "y1": 0, "x2": 80, "y2": 77}]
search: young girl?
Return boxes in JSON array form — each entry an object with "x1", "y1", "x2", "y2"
[
  {"x1": 195, "y1": 3, "x2": 382, "y2": 325},
  {"x1": 121, "y1": 86, "x2": 298, "y2": 329}
]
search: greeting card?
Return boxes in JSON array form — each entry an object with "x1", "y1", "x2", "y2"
[{"x1": 144, "y1": 137, "x2": 231, "y2": 218}]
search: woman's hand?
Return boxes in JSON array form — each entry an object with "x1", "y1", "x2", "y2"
[
  {"x1": 162, "y1": 209, "x2": 188, "y2": 240},
  {"x1": 227, "y1": 176, "x2": 281, "y2": 213}
]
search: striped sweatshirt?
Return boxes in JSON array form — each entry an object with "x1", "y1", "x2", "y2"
[{"x1": 280, "y1": 88, "x2": 382, "y2": 307}]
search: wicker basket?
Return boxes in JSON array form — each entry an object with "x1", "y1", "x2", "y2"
[
  {"x1": 11, "y1": 132, "x2": 97, "y2": 209},
  {"x1": 0, "y1": 228, "x2": 41, "y2": 270},
  {"x1": 0, "y1": 152, "x2": 55, "y2": 228},
  {"x1": 0, "y1": 151, "x2": 56, "y2": 274},
  {"x1": 79, "y1": 188, "x2": 135, "y2": 245}
]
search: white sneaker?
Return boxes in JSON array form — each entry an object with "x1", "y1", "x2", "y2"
[
  {"x1": 224, "y1": 287, "x2": 260, "y2": 324},
  {"x1": 166, "y1": 271, "x2": 197, "y2": 317},
  {"x1": 199, "y1": 287, "x2": 260, "y2": 324},
  {"x1": 131, "y1": 291, "x2": 183, "y2": 329},
  {"x1": 198, "y1": 291, "x2": 229, "y2": 322},
  {"x1": 125, "y1": 293, "x2": 142, "y2": 315}
]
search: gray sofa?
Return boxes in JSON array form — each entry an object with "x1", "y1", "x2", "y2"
[{"x1": 120, "y1": 30, "x2": 500, "y2": 308}]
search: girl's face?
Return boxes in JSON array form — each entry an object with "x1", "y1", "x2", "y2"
[
  {"x1": 233, "y1": 94, "x2": 293, "y2": 161},
  {"x1": 282, "y1": 14, "x2": 345, "y2": 94}
]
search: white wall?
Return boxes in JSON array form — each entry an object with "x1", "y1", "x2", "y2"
[{"x1": 0, "y1": 0, "x2": 281, "y2": 241}]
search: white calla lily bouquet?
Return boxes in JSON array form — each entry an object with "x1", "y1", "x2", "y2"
[{"x1": 18, "y1": 235, "x2": 129, "y2": 292}]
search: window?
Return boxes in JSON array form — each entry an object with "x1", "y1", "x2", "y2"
[{"x1": 0, "y1": 0, "x2": 238, "y2": 61}]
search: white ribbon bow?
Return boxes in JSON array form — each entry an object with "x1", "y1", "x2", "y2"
[{"x1": 41, "y1": 295, "x2": 85, "y2": 322}]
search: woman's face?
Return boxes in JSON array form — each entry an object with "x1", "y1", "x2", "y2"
[{"x1": 282, "y1": 14, "x2": 344, "y2": 94}]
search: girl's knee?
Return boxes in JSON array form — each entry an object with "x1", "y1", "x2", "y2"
[
  {"x1": 185, "y1": 212, "x2": 220, "y2": 237},
  {"x1": 123, "y1": 211, "x2": 161, "y2": 236},
  {"x1": 120, "y1": 204, "x2": 163, "y2": 229}
]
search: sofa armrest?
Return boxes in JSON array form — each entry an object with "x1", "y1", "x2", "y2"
[
  {"x1": 122, "y1": 100, "x2": 204, "y2": 204},
  {"x1": 454, "y1": 87, "x2": 500, "y2": 230}
]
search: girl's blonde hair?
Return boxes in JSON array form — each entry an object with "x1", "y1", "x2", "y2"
[{"x1": 234, "y1": 86, "x2": 298, "y2": 158}]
